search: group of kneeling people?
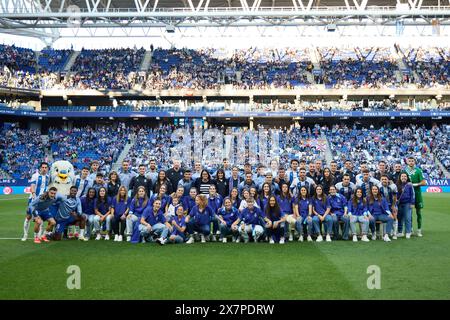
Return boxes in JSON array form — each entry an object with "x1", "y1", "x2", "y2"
[{"x1": 28, "y1": 170, "x2": 416, "y2": 245}]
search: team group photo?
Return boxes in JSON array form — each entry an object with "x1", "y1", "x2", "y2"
[
  {"x1": 1, "y1": 0, "x2": 450, "y2": 306},
  {"x1": 23, "y1": 154, "x2": 427, "y2": 246}
]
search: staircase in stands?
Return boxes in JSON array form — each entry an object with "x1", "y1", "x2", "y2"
[{"x1": 112, "y1": 138, "x2": 136, "y2": 172}]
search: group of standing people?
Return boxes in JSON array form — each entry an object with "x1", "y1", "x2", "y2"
[{"x1": 22, "y1": 155, "x2": 426, "y2": 245}]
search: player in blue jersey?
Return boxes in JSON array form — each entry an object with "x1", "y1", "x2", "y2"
[
  {"x1": 28, "y1": 186, "x2": 63, "y2": 243},
  {"x1": 356, "y1": 169, "x2": 381, "y2": 198},
  {"x1": 22, "y1": 162, "x2": 50, "y2": 242},
  {"x1": 334, "y1": 174, "x2": 356, "y2": 202},
  {"x1": 52, "y1": 186, "x2": 86, "y2": 241}
]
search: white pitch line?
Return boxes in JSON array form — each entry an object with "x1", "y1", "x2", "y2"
[{"x1": 0, "y1": 237, "x2": 23, "y2": 240}]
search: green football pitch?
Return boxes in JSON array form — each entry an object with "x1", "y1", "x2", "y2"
[{"x1": 1, "y1": 193, "x2": 449, "y2": 300}]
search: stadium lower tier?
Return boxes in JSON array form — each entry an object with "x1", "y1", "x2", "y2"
[{"x1": 0, "y1": 121, "x2": 448, "y2": 181}]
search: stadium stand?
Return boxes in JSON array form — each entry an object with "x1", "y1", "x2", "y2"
[
  {"x1": 1, "y1": 45, "x2": 448, "y2": 91},
  {"x1": 0, "y1": 125, "x2": 47, "y2": 179},
  {"x1": 430, "y1": 124, "x2": 450, "y2": 172},
  {"x1": 401, "y1": 46, "x2": 450, "y2": 88},
  {"x1": 318, "y1": 47, "x2": 401, "y2": 89},
  {"x1": 48, "y1": 125, "x2": 131, "y2": 173},
  {"x1": 38, "y1": 49, "x2": 72, "y2": 73},
  {"x1": 326, "y1": 124, "x2": 446, "y2": 179}
]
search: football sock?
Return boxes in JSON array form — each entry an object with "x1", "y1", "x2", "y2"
[
  {"x1": 38, "y1": 223, "x2": 44, "y2": 238},
  {"x1": 23, "y1": 218, "x2": 30, "y2": 237}
]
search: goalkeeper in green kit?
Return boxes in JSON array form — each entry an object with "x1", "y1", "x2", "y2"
[{"x1": 404, "y1": 156, "x2": 427, "y2": 237}]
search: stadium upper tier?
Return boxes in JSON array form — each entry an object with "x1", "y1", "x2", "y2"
[{"x1": 1, "y1": 45, "x2": 449, "y2": 91}]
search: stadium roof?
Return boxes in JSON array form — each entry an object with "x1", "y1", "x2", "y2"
[
  {"x1": 0, "y1": 0, "x2": 449, "y2": 43},
  {"x1": 37, "y1": 1, "x2": 444, "y2": 11}
]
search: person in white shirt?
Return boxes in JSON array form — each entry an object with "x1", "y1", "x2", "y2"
[
  {"x1": 74, "y1": 167, "x2": 90, "y2": 198},
  {"x1": 22, "y1": 162, "x2": 50, "y2": 242}
]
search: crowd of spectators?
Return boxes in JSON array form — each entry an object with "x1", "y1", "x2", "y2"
[
  {"x1": 326, "y1": 124, "x2": 446, "y2": 180},
  {"x1": 0, "y1": 44, "x2": 36, "y2": 74},
  {"x1": 64, "y1": 47, "x2": 146, "y2": 90},
  {"x1": 38, "y1": 49, "x2": 72, "y2": 73},
  {"x1": 430, "y1": 124, "x2": 450, "y2": 172},
  {"x1": 318, "y1": 47, "x2": 402, "y2": 89},
  {"x1": 141, "y1": 47, "x2": 314, "y2": 90},
  {"x1": 127, "y1": 125, "x2": 175, "y2": 171},
  {"x1": 0, "y1": 124, "x2": 47, "y2": 180},
  {"x1": 1, "y1": 45, "x2": 449, "y2": 91},
  {"x1": 230, "y1": 99, "x2": 450, "y2": 112},
  {"x1": 48, "y1": 125, "x2": 133, "y2": 172},
  {"x1": 402, "y1": 47, "x2": 450, "y2": 88}
]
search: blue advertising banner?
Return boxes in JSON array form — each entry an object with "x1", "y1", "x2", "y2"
[
  {"x1": 0, "y1": 186, "x2": 30, "y2": 195},
  {"x1": 1, "y1": 108, "x2": 450, "y2": 118}
]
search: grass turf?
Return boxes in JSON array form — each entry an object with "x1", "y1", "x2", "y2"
[{"x1": 0, "y1": 193, "x2": 449, "y2": 300}]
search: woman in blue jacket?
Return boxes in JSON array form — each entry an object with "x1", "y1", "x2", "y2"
[
  {"x1": 239, "y1": 198, "x2": 265, "y2": 243},
  {"x1": 110, "y1": 185, "x2": 130, "y2": 242},
  {"x1": 264, "y1": 195, "x2": 286, "y2": 244},
  {"x1": 182, "y1": 187, "x2": 198, "y2": 215},
  {"x1": 311, "y1": 185, "x2": 333, "y2": 242},
  {"x1": 186, "y1": 194, "x2": 214, "y2": 244},
  {"x1": 169, "y1": 205, "x2": 187, "y2": 244},
  {"x1": 81, "y1": 187, "x2": 97, "y2": 238},
  {"x1": 94, "y1": 187, "x2": 111, "y2": 241},
  {"x1": 258, "y1": 182, "x2": 272, "y2": 213},
  {"x1": 367, "y1": 185, "x2": 394, "y2": 242},
  {"x1": 277, "y1": 183, "x2": 296, "y2": 241},
  {"x1": 150, "y1": 184, "x2": 170, "y2": 213},
  {"x1": 216, "y1": 197, "x2": 241, "y2": 243},
  {"x1": 328, "y1": 185, "x2": 350, "y2": 240},
  {"x1": 126, "y1": 186, "x2": 150, "y2": 242},
  {"x1": 347, "y1": 187, "x2": 370, "y2": 242},
  {"x1": 208, "y1": 184, "x2": 224, "y2": 242},
  {"x1": 294, "y1": 186, "x2": 313, "y2": 242},
  {"x1": 396, "y1": 172, "x2": 415, "y2": 239},
  {"x1": 229, "y1": 187, "x2": 241, "y2": 210}
]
